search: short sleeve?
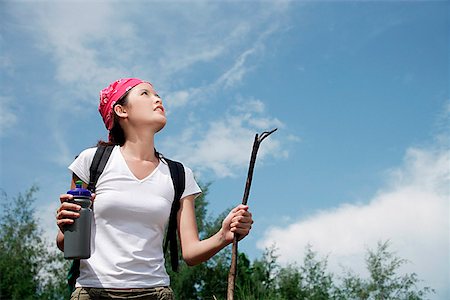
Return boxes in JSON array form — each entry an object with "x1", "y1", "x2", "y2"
[
  {"x1": 68, "y1": 147, "x2": 97, "y2": 184},
  {"x1": 181, "y1": 165, "x2": 202, "y2": 199}
]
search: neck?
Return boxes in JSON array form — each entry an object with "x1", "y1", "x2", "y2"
[{"x1": 121, "y1": 129, "x2": 157, "y2": 161}]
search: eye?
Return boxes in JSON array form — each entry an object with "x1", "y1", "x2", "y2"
[{"x1": 141, "y1": 91, "x2": 148, "y2": 95}]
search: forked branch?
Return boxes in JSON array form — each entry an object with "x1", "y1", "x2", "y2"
[{"x1": 227, "y1": 128, "x2": 277, "y2": 300}]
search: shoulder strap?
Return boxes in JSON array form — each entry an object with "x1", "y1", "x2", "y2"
[
  {"x1": 164, "y1": 158, "x2": 185, "y2": 272},
  {"x1": 87, "y1": 145, "x2": 114, "y2": 193},
  {"x1": 67, "y1": 259, "x2": 80, "y2": 294},
  {"x1": 68, "y1": 144, "x2": 114, "y2": 293}
]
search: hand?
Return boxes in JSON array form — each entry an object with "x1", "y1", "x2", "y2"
[
  {"x1": 56, "y1": 193, "x2": 95, "y2": 232},
  {"x1": 221, "y1": 204, "x2": 254, "y2": 243}
]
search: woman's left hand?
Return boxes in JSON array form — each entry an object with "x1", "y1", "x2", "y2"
[{"x1": 221, "y1": 204, "x2": 254, "y2": 243}]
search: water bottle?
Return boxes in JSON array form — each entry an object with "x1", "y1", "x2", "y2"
[{"x1": 64, "y1": 180, "x2": 92, "y2": 259}]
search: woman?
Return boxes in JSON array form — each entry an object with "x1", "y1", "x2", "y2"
[{"x1": 56, "y1": 78, "x2": 253, "y2": 299}]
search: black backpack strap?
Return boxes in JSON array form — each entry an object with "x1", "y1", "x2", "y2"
[
  {"x1": 67, "y1": 259, "x2": 80, "y2": 294},
  {"x1": 87, "y1": 145, "x2": 114, "y2": 193},
  {"x1": 68, "y1": 145, "x2": 114, "y2": 294},
  {"x1": 164, "y1": 158, "x2": 185, "y2": 272}
]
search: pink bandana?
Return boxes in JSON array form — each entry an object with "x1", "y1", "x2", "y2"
[{"x1": 99, "y1": 78, "x2": 153, "y2": 130}]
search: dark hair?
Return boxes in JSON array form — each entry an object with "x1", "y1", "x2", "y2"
[
  {"x1": 96, "y1": 90, "x2": 161, "y2": 158},
  {"x1": 97, "y1": 91, "x2": 129, "y2": 147}
]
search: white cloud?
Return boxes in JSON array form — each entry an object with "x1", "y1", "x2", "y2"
[
  {"x1": 257, "y1": 144, "x2": 449, "y2": 299},
  {"x1": 11, "y1": 2, "x2": 289, "y2": 106},
  {"x1": 7, "y1": 1, "x2": 291, "y2": 166},
  {"x1": 165, "y1": 87, "x2": 203, "y2": 110},
  {"x1": 0, "y1": 54, "x2": 14, "y2": 77},
  {"x1": 163, "y1": 20, "x2": 286, "y2": 111},
  {"x1": 235, "y1": 98, "x2": 266, "y2": 114},
  {"x1": 217, "y1": 47, "x2": 257, "y2": 89},
  {"x1": 162, "y1": 98, "x2": 285, "y2": 178},
  {"x1": 37, "y1": 201, "x2": 60, "y2": 249},
  {"x1": 0, "y1": 96, "x2": 18, "y2": 135}
]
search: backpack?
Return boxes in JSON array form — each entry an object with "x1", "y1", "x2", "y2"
[{"x1": 67, "y1": 145, "x2": 185, "y2": 293}]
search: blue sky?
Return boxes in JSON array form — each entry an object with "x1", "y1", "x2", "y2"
[{"x1": 1, "y1": 0, "x2": 448, "y2": 298}]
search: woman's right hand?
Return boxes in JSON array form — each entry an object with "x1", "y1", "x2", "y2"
[
  {"x1": 56, "y1": 194, "x2": 80, "y2": 232},
  {"x1": 56, "y1": 193, "x2": 96, "y2": 232}
]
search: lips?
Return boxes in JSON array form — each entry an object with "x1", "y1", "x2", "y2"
[{"x1": 154, "y1": 105, "x2": 165, "y2": 113}]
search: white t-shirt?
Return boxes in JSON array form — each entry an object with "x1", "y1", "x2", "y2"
[{"x1": 68, "y1": 145, "x2": 201, "y2": 288}]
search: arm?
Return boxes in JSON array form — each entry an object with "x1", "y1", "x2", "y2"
[{"x1": 178, "y1": 195, "x2": 253, "y2": 266}]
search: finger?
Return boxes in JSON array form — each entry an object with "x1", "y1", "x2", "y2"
[
  {"x1": 228, "y1": 210, "x2": 247, "y2": 222},
  {"x1": 59, "y1": 194, "x2": 74, "y2": 203},
  {"x1": 231, "y1": 215, "x2": 253, "y2": 224},
  {"x1": 231, "y1": 221, "x2": 252, "y2": 230},
  {"x1": 232, "y1": 227, "x2": 251, "y2": 234},
  {"x1": 231, "y1": 227, "x2": 252, "y2": 237},
  {"x1": 234, "y1": 208, "x2": 252, "y2": 218},
  {"x1": 58, "y1": 202, "x2": 81, "y2": 213},
  {"x1": 231, "y1": 204, "x2": 248, "y2": 213},
  {"x1": 56, "y1": 209, "x2": 80, "y2": 220},
  {"x1": 233, "y1": 221, "x2": 252, "y2": 230},
  {"x1": 235, "y1": 214, "x2": 253, "y2": 226},
  {"x1": 237, "y1": 204, "x2": 249, "y2": 211},
  {"x1": 57, "y1": 218, "x2": 75, "y2": 229}
]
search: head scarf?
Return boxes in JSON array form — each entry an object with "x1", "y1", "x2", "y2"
[{"x1": 99, "y1": 78, "x2": 153, "y2": 130}]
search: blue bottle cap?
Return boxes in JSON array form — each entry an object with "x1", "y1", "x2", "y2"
[{"x1": 67, "y1": 180, "x2": 91, "y2": 197}]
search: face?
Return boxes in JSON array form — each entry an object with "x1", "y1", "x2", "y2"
[{"x1": 115, "y1": 82, "x2": 167, "y2": 132}]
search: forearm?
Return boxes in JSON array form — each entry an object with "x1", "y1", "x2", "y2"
[
  {"x1": 56, "y1": 230, "x2": 64, "y2": 252},
  {"x1": 178, "y1": 197, "x2": 252, "y2": 266},
  {"x1": 182, "y1": 229, "x2": 230, "y2": 266}
]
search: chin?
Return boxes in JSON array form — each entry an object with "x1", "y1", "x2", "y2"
[{"x1": 155, "y1": 120, "x2": 167, "y2": 133}]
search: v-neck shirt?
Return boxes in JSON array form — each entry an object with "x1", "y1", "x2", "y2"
[{"x1": 68, "y1": 145, "x2": 201, "y2": 288}]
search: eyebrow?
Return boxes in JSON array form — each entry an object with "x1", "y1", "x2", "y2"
[{"x1": 139, "y1": 89, "x2": 161, "y2": 98}]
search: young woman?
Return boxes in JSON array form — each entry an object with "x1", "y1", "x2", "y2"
[{"x1": 56, "y1": 78, "x2": 253, "y2": 299}]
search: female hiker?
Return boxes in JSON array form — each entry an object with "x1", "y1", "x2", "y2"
[{"x1": 55, "y1": 78, "x2": 254, "y2": 299}]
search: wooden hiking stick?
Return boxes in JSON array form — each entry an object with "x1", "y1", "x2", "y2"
[{"x1": 227, "y1": 128, "x2": 277, "y2": 300}]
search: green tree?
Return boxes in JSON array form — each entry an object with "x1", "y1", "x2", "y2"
[
  {"x1": 277, "y1": 264, "x2": 302, "y2": 299},
  {"x1": 169, "y1": 184, "x2": 434, "y2": 300},
  {"x1": 1, "y1": 186, "x2": 435, "y2": 300},
  {"x1": 235, "y1": 247, "x2": 279, "y2": 300},
  {"x1": 339, "y1": 241, "x2": 434, "y2": 300},
  {"x1": 297, "y1": 245, "x2": 337, "y2": 300},
  {"x1": 168, "y1": 182, "x2": 232, "y2": 299},
  {"x1": 0, "y1": 186, "x2": 70, "y2": 300}
]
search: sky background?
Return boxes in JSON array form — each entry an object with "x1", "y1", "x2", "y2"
[{"x1": 1, "y1": 0, "x2": 448, "y2": 298}]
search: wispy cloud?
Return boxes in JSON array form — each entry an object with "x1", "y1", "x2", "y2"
[
  {"x1": 257, "y1": 141, "x2": 449, "y2": 299},
  {"x1": 12, "y1": 2, "x2": 290, "y2": 104},
  {"x1": 162, "y1": 97, "x2": 286, "y2": 178},
  {"x1": 6, "y1": 1, "x2": 292, "y2": 167},
  {"x1": 0, "y1": 96, "x2": 18, "y2": 136},
  {"x1": 164, "y1": 20, "x2": 284, "y2": 111},
  {"x1": 0, "y1": 54, "x2": 14, "y2": 77}
]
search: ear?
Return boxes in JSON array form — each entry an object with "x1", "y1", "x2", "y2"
[{"x1": 113, "y1": 104, "x2": 128, "y2": 118}]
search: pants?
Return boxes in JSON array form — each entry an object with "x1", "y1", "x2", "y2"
[{"x1": 70, "y1": 286, "x2": 175, "y2": 300}]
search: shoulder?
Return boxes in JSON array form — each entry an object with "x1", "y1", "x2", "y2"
[
  {"x1": 69, "y1": 145, "x2": 119, "y2": 184},
  {"x1": 68, "y1": 147, "x2": 98, "y2": 183},
  {"x1": 161, "y1": 157, "x2": 195, "y2": 176},
  {"x1": 77, "y1": 147, "x2": 98, "y2": 159},
  {"x1": 78, "y1": 145, "x2": 118, "y2": 160},
  {"x1": 161, "y1": 157, "x2": 202, "y2": 197}
]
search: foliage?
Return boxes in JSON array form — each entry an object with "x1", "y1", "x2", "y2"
[
  {"x1": 339, "y1": 241, "x2": 435, "y2": 300},
  {"x1": 0, "y1": 186, "x2": 70, "y2": 300},
  {"x1": 168, "y1": 185, "x2": 433, "y2": 300},
  {"x1": 0, "y1": 185, "x2": 434, "y2": 300}
]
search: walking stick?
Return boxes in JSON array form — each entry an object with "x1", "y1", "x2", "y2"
[{"x1": 227, "y1": 128, "x2": 277, "y2": 300}]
